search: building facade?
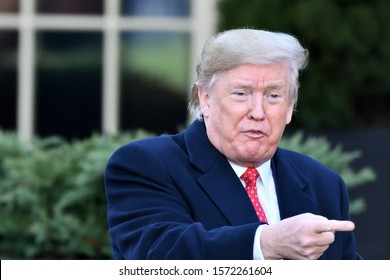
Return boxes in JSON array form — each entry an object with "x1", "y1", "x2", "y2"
[{"x1": 0, "y1": 0, "x2": 217, "y2": 140}]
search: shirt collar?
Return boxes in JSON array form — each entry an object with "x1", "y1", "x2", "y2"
[{"x1": 228, "y1": 159, "x2": 272, "y2": 189}]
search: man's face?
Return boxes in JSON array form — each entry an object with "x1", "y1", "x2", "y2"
[{"x1": 199, "y1": 63, "x2": 294, "y2": 167}]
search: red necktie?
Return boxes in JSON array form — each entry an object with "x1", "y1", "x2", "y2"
[{"x1": 240, "y1": 168, "x2": 268, "y2": 223}]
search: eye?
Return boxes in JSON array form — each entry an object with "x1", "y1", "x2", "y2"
[
  {"x1": 265, "y1": 92, "x2": 284, "y2": 104},
  {"x1": 231, "y1": 91, "x2": 248, "y2": 100},
  {"x1": 270, "y1": 93, "x2": 281, "y2": 99}
]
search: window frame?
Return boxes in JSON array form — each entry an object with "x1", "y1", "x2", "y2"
[{"x1": 0, "y1": 0, "x2": 217, "y2": 141}]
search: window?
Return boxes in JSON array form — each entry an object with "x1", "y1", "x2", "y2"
[
  {"x1": 120, "y1": 31, "x2": 190, "y2": 133},
  {"x1": 0, "y1": 0, "x2": 19, "y2": 13},
  {"x1": 35, "y1": 31, "x2": 103, "y2": 139},
  {"x1": 121, "y1": 0, "x2": 190, "y2": 17},
  {"x1": 0, "y1": 0, "x2": 217, "y2": 141},
  {"x1": 0, "y1": 30, "x2": 17, "y2": 130},
  {"x1": 37, "y1": 0, "x2": 103, "y2": 15}
]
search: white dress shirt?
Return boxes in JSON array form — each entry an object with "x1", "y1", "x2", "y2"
[{"x1": 228, "y1": 159, "x2": 281, "y2": 259}]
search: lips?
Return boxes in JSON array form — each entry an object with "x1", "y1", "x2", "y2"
[{"x1": 242, "y1": 130, "x2": 267, "y2": 138}]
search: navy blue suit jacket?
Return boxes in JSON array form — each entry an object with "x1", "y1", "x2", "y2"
[{"x1": 104, "y1": 120, "x2": 361, "y2": 259}]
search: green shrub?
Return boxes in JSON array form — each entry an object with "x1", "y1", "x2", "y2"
[
  {"x1": 280, "y1": 131, "x2": 376, "y2": 215},
  {"x1": 0, "y1": 130, "x2": 153, "y2": 259},
  {"x1": 0, "y1": 129, "x2": 376, "y2": 259}
]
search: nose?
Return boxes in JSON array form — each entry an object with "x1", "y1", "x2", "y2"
[{"x1": 247, "y1": 95, "x2": 265, "y2": 120}]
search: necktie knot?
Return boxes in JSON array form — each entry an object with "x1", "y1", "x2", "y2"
[{"x1": 240, "y1": 167, "x2": 259, "y2": 188}]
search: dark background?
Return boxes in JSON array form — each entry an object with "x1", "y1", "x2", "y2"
[{"x1": 318, "y1": 128, "x2": 390, "y2": 259}]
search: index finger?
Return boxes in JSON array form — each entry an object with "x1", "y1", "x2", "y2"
[{"x1": 325, "y1": 220, "x2": 355, "y2": 232}]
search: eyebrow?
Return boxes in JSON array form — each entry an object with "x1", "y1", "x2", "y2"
[{"x1": 229, "y1": 81, "x2": 285, "y2": 90}]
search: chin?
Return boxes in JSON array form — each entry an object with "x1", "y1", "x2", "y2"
[{"x1": 248, "y1": 148, "x2": 275, "y2": 164}]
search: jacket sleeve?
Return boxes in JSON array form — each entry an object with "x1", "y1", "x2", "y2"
[
  {"x1": 104, "y1": 140, "x2": 259, "y2": 260},
  {"x1": 336, "y1": 175, "x2": 364, "y2": 260}
]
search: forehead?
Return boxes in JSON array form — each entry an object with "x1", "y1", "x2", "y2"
[{"x1": 217, "y1": 63, "x2": 288, "y2": 89}]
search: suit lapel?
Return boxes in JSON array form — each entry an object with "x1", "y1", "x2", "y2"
[
  {"x1": 197, "y1": 155, "x2": 260, "y2": 225},
  {"x1": 184, "y1": 121, "x2": 259, "y2": 225},
  {"x1": 271, "y1": 148, "x2": 320, "y2": 219}
]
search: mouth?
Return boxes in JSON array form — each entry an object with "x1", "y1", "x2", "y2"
[{"x1": 242, "y1": 130, "x2": 267, "y2": 139}]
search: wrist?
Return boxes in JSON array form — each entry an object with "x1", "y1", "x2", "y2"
[{"x1": 260, "y1": 224, "x2": 282, "y2": 260}]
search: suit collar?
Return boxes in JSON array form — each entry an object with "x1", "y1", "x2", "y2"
[
  {"x1": 184, "y1": 120, "x2": 221, "y2": 172},
  {"x1": 271, "y1": 148, "x2": 319, "y2": 219}
]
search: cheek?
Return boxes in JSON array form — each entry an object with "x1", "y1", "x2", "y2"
[
  {"x1": 209, "y1": 97, "x2": 239, "y2": 121},
  {"x1": 268, "y1": 105, "x2": 293, "y2": 126},
  {"x1": 285, "y1": 105, "x2": 294, "y2": 124},
  {"x1": 207, "y1": 103, "x2": 246, "y2": 142},
  {"x1": 265, "y1": 109, "x2": 291, "y2": 138},
  {"x1": 219, "y1": 106, "x2": 249, "y2": 133}
]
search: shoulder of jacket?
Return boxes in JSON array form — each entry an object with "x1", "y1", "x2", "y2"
[{"x1": 275, "y1": 147, "x2": 336, "y2": 175}]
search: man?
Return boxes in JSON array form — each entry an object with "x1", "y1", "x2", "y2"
[{"x1": 104, "y1": 28, "x2": 361, "y2": 260}]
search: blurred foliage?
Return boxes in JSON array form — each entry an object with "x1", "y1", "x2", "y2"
[
  {"x1": 0, "y1": 129, "x2": 375, "y2": 259},
  {"x1": 280, "y1": 132, "x2": 376, "y2": 215},
  {"x1": 0, "y1": 129, "x2": 153, "y2": 259},
  {"x1": 218, "y1": 0, "x2": 390, "y2": 128}
]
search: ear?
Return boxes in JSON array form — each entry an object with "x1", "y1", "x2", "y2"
[{"x1": 198, "y1": 89, "x2": 210, "y2": 119}]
